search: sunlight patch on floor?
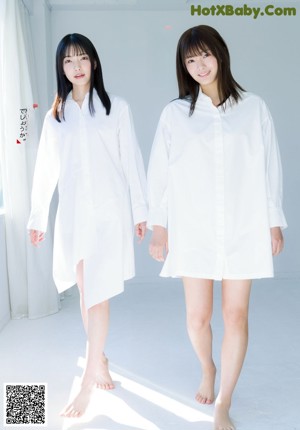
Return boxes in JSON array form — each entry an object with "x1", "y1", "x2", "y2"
[
  {"x1": 62, "y1": 375, "x2": 160, "y2": 430},
  {"x1": 62, "y1": 356, "x2": 213, "y2": 429},
  {"x1": 109, "y1": 369, "x2": 213, "y2": 423}
]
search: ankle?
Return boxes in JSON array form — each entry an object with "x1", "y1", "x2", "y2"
[
  {"x1": 202, "y1": 361, "x2": 217, "y2": 373},
  {"x1": 215, "y1": 395, "x2": 231, "y2": 408},
  {"x1": 81, "y1": 370, "x2": 97, "y2": 386},
  {"x1": 101, "y1": 353, "x2": 108, "y2": 363}
]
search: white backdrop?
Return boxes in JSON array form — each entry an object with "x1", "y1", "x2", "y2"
[
  {"x1": 29, "y1": 0, "x2": 300, "y2": 282},
  {"x1": 0, "y1": 0, "x2": 60, "y2": 320}
]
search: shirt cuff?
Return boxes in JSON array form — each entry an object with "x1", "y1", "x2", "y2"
[
  {"x1": 132, "y1": 205, "x2": 148, "y2": 226},
  {"x1": 27, "y1": 211, "x2": 48, "y2": 232},
  {"x1": 268, "y1": 206, "x2": 288, "y2": 229},
  {"x1": 147, "y1": 208, "x2": 168, "y2": 230}
]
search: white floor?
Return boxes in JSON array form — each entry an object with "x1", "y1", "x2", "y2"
[{"x1": 0, "y1": 278, "x2": 299, "y2": 430}]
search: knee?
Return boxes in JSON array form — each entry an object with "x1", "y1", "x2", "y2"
[
  {"x1": 186, "y1": 310, "x2": 212, "y2": 333},
  {"x1": 222, "y1": 306, "x2": 248, "y2": 329}
]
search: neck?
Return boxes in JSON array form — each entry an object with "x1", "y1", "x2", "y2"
[
  {"x1": 200, "y1": 84, "x2": 220, "y2": 106},
  {"x1": 72, "y1": 86, "x2": 90, "y2": 103}
]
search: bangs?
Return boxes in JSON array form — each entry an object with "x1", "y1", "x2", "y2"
[
  {"x1": 182, "y1": 38, "x2": 210, "y2": 59},
  {"x1": 64, "y1": 43, "x2": 87, "y2": 58}
]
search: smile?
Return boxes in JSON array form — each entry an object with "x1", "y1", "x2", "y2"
[{"x1": 198, "y1": 71, "x2": 210, "y2": 78}]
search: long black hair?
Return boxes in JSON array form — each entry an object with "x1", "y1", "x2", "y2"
[
  {"x1": 52, "y1": 33, "x2": 111, "y2": 122},
  {"x1": 176, "y1": 25, "x2": 245, "y2": 115}
]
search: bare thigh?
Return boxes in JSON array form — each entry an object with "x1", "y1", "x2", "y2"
[
  {"x1": 183, "y1": 278, "x2": 214, "y2": 322},
  {"x1": 222, "y1": 279, "x2": 252, "y2": 320}
]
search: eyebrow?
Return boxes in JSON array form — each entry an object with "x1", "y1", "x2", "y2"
[
  {"x1": 185, "y1": 49, "x2": 210, "y2": 58},
  {"x1": 64, "y1": 52, "x2": 87, "y2": 58}
]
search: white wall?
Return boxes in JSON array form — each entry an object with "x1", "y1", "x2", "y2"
[
  {"x1": 29, "y1": 0, "x2": 52, "y2": 116},
  {"x1": 30, "y1": 2, "x2": 300, "y2": 280},
  {"x1": 0, "y1": 215, "x2": 10, "y2": 330}
]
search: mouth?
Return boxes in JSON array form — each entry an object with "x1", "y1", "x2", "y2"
[
  {"x1": 74, "y1": 74, "x2": 85, "y2": 79},
  {"x1": 198, "y1": 71, "x2": 210, "y2": 78}
]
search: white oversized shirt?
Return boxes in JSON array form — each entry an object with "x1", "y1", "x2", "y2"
[
  {"x1": 27, "y1": 92, "x2": 147, "y2": 308},
  {"x1": 147, "y1": 91, "x2": 287, "y2": 280}
]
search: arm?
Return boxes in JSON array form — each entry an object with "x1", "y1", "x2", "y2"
[
  {"x1": 147, "y1": 109, "x2": 170, "y2": 260},
  {"x1": 27, "y1": 113, "x2": 60, "y2": 238},
  {"x1": 263, "y1": 105, "x2": 287, "y2": 230},
  {"x1": 118, "y1": 103, "x2": 147, "y2": 240},
  {"x1": 262, "y1": 104, "x2": 287, "y2": 255}
]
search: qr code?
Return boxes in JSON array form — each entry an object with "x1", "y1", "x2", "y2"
[{"x1": 4, "y1": 384, "x2": 47, "y2": 426}]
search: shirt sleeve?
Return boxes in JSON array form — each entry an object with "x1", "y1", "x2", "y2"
[
  {"x1": 118, "y1": 102, "x2": 148, "y2": 225},
  {"x1": 147, "y1": 109, "x2": 171, "y2": 230},
  {"x1": 262, "y1": 105, "x2": 287, "y2": 229},
  {"x1": 27, "y1": 113, "x2": 60, "y2": 232}
]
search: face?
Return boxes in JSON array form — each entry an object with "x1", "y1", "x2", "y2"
[
  {"x1": 185, "y1": 49, "x2": 218, "y2": 91},
  {"x1": 62, "y1": 47, "x2": 92, "y2": 91}
]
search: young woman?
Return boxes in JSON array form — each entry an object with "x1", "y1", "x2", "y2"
[
  {"x1": 27, "y1": 33, "x2": 147, "y2": 418},
  {"x1": 147, "y1": 25, "x2": 286, "y2": 430}
]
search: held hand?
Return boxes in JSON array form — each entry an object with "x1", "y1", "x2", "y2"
[
  {"x1": 135, "y1": 222, "x2": 147, "y2": 243},
  {"x1": 149, "y1": 225, "x2": 168, "y2": 262},
  {"x1": 271, "y1": 227, "x2": 284, "y2": 256},
  {"x1": 29, "y1": 230, "x2": 45, "y2": 247}
]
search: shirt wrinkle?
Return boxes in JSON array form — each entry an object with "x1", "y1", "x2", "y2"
[
  {"x1": 147, "y1": 91, "x2": 287, "y2": 280},
  {"x1": 28, "y1": 93, "x2": 147, "y2": 308}
]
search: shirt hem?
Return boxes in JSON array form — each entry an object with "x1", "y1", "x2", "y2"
[{"x1": 159, "y1": 271, "x2": 274, "y2": 280}]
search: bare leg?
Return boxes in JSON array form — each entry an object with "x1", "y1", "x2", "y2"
[
  {"x1": 77, "y1": 260, "x2": 88, "y2": 334},
  {"x1": 214, "y1": 279, "x2": 252, "y2": 430},
  {"x1": 60, "y1": 262, "x2": 114, "y2": 418},
  {"x1": 183, "y1": 277, "x2": 216, "y2": 404},
  {"x1": 76, "y1": 260, "x2": 112, "y2": 386}
]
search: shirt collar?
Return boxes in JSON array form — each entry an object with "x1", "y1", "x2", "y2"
[
  {"x1": 197, "y1": 87, "x2": 234, "y2": 111},
  {"x1": 67, "y1": 90, "x2": 90, "y2": 103}
]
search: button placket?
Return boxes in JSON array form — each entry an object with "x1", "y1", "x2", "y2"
[{"x1": 214, "y1": 110, "x2": 225, "y2": 276}]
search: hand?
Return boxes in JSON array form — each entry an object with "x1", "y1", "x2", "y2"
[
  {"x1": 271, "y1": 227, "x2": 284, "y2": 256},
  {"x1": 135, "y1": 222, "x2": 147, "y2": 243},
  {"x1": 29, "y1": 230, "x2": 45, "y2": 247},
  {"x1": 149, "y1": 225, "x2": 168, "y2": 262}
]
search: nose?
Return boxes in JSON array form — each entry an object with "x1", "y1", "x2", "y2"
[
  {"x1": 196, "y1": 57, "x2": 206, "y2": 70},
  {"x1": 73, "y1": 60, "x2": 81, "y2": 70}
]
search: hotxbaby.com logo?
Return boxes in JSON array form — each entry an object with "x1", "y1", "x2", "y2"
[{"x1": 190, "y1": 3, "x2": 296, "y2": 19}]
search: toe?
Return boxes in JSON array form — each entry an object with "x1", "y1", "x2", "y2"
[{"x1": 196, "y1": 394, "x2": 206, "y2": 404}]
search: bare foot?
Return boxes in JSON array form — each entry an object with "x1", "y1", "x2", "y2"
[
  {"x1": 60, "y1": 382, "x2": 93, "y2": 418},
  {"x1": 95, "y1": 355, "x2": 115, "y2": 390},
  {"x1": 214, "y1": 399, "x2": 235, "y2": 430},
  {"x1": 195, "y1": 364, "x2": 216, "y2": 404}
]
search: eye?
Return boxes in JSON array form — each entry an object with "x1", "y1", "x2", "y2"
[
  {"x1": 202, "y1": 51, "x2": 210, "y2": 59},
  {"x1": 186, "y1": 58, "x2": 194, "y2": 64},
  {"x1": 81, "y1": 55, "x2": 89, "y2": 61},
  {"x1": 64, "y1": 58, "x2": 71, "y2": 64}
]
